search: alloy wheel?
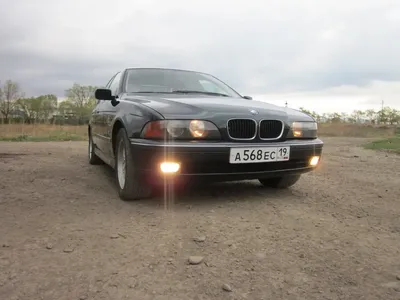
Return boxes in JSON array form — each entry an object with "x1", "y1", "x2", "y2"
[{"x1": 117, "y1": 140, "x2": 127, "y2": 189}]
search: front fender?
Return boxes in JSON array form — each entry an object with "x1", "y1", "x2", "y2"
[{"x1": 111, "y1": 101, "x2": 164, "y2": 139}]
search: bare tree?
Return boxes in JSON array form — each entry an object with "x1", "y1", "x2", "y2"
[
  {"x1": 0, "y1": 80, "x2": 23, "y2": 123},
  {"x1": 365, "y1": 109, "x2": 377, "y2": 124}
]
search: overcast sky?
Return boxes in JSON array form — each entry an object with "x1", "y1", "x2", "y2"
[{"x1": 1, "y1": 0, "x2": 399, "y2": 113}]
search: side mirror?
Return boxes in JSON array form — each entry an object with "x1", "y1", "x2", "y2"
[
  {"x1": 95, "y1": 88, "x2": 114, "y2": 100},
  {"x1": 243, "y1": 95, "x2": 252, "y2": 100}
]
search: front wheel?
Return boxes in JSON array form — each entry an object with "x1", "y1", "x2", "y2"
[
  {"x1": 115, "y1": 128, "x2": 152, "y2": 201},
  {"x1": 258, "y1": 174, "x2": 301, "y2": 189}
]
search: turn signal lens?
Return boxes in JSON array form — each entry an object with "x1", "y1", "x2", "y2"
[
  {"x1": 309, "y1": 156, "x2": 320, "y2": 166},
  {"x1": 189, "y1": 120, "x2": 206, "y2": 138},
  {"x1": 142, "y1": 121, "x2": 164, "y2": 138}
]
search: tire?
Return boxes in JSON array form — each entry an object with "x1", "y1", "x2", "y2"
[
  {"x1": 88, "y1": 133, "x2": 103, "y2": 165},
  {"x1": 258, "y1": 174, "x2": 301, "y2": 189},
  {"x1": 115, "y1": 128, "x2": 152, "y2": 201}
]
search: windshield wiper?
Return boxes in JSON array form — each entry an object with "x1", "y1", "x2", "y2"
[
  {"x1": 133, "y1": 91, "x2": 171, "y2": 94},
  {"x1": 171, "y1": 90, "x2": 229, "y2": 97}
]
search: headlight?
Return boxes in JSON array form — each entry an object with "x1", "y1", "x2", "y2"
[
  {"x1": 289, "y1": 121, "x2": 318, "y2": 138},
  {"x1": 141, "y1": 120, "x2": 221, "y2": 140},
  {"x1": 166, "y1": 121, "x2": 186, "y2": 138},
  {"x1": 189, "y1": 120, "x2": 206, "y2": 137}
]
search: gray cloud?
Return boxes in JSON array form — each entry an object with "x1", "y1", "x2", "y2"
[{"x1": 1, "y1": 0, "x2": 400, "y2": 102}]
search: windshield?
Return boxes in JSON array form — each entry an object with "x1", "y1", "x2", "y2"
[{"x1": 124, "y1": 68, "x2": 241, "y2": 98}]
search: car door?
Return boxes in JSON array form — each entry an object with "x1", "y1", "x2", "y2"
[
  {"x1": 98, "y1": 71, "x2": 122, "y2": 158},
  {"x1": 93, "y1": 73, "x2": 118, "y2": 156},
  {"x1": 90, "y1": 98, "x2": 103, "y2": 149}
]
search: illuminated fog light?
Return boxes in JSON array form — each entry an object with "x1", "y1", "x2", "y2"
[
  {"x1": 160, "y1": 162, "x2": 180, "y2": 173},
  {"x1": 309, "y1": 156, "x2": 320, "y2": 167}
]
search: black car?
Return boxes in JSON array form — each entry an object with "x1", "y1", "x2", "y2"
[{"x1": 88, "y1": 68, "x2": 323, "y2": 200}]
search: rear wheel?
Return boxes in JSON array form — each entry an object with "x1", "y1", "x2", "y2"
[
  {"x1": 88, "y1": 133, "x2": 103, "y2": 165},
  {"x1": 258, "y1": 174, "x2": 301, "y2": 189},
  {"x1": 115, "y1": 128, "x2": 152, "y2": 201}
]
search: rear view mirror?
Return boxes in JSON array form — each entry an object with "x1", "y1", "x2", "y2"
[
  {"x1": 243, "y1": 95, "x2": 252, "y2": 100},
  {"x1": 95, "y1": 88, "x2": 114, "y2": 100}
]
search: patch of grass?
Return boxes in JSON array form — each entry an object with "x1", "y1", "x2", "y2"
[
  {"x1": 0, "y1": 132, "x2": 85, "y2": 142},
  {"x1": 318, "y1": 123, "x2": 397, "y2": 137},
  {"x1": 0, "y1": 124, "x2": 87, "y2": 142},
  {"x1": 364, "y1": 135, "x2": 400, "y2": 154}
]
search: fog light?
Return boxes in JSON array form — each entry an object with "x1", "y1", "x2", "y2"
[
  {"x1": 309, "y1": 156, "x2": 320, "y2": 166},
  {"x1": 160, "y1": 162, "x2": 180, "y2": 173}
]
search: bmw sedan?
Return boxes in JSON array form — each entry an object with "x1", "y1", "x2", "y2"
[{"x1": 88, "y1": 68, "x2": 323, "y2": 200}]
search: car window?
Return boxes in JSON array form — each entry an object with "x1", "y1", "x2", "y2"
[
  {"x1": 105, "y1": 74, "x2": 117, "y2": 89},
  {"x1": 109, "y1": 72, "x2": 122, "y2": 96},
  {"x1": 125, "y1": 69, "x2": 242, "y2": 98},
  {"x1": 199, "y1": 79, "x2": 227, "y2": 94}
]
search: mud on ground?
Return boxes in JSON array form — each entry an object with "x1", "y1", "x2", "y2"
[{"x1": 0, "y1": 137, "x2": 400, "y2": 300}]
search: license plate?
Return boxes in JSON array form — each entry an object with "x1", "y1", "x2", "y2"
[{"x1": 229, "y1": 146, "x2": 290, "y2": 164}]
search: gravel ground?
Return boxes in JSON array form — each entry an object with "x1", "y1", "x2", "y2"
[{"x1": 0, "y1": 137, "x2": 399, "y2": 300}]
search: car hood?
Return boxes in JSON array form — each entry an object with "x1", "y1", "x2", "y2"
[{"x1": 123, "y1": 94, "x2": 313, "y2": 121}]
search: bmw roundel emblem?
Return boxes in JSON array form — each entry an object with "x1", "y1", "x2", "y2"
[{"x1": 250, "y1": 109, "x2": 258, "y2": 115}]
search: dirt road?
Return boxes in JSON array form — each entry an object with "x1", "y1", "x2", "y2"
[{"x1": 1, "y1": 138, "x2": 399, "y2": 300}]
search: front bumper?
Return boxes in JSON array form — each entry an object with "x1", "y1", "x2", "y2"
[{"x1": 129, "y1": 138, "x2": 324, "y2": 184}]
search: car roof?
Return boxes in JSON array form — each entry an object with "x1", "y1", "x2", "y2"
[{"x1": 125, "y1": 67, "x2": 213, "y2": 77}]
